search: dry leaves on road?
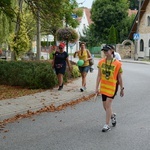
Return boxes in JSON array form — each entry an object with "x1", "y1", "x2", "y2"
[{"x1": 0, "y1": 93, "x2": 95, "y2": 129}]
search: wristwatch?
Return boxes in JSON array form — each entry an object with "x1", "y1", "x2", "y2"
[{"x1": 121, "y1": 87, "x2": 124, "y2": 90}]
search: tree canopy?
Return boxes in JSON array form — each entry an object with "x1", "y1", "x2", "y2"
[
  {"x1": 0, "y1": 0, "x2": 82, "y2": 60},
  {"x1": 91, "y1": 0, "x2": 130, "y2": 44},
  {"x1": 129, "y1": 0, "x2": 139, "y2": 10}
]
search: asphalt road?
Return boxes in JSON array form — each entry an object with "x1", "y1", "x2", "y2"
[{"x1": 0, "y1": 62, "x2": 150, "y2": 150}]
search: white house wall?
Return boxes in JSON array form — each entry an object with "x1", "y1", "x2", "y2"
[
  {"x1": 77, "y1": 10, "x2": 89, "y2": 37},
  {"x1": 139, "y1": 33, "x2": 150, "y2": 57},
  {"x1": 68, "y1": 9, "x2": 89, "y2": 54}
]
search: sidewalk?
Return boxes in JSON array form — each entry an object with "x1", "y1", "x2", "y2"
[
  {"x1": 0, "y1": 58, "x2": 150, "y2": 121},
  {"x1": 0, "y1": 70, "x2": 97, "y2": 121}
]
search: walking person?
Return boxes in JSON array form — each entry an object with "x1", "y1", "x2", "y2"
[
  {"x1": 108, "y1": 44, "x2": 122, "y2": 94},
  {"x1": 52, "y1": 42, "x2": 71, "y2": 90},
  {"x1": 108, "y1": 45, "x2": 121, "y2": 61},
  {"x1": 74, "y1": 42, "x2": 92, "y2": 92},
  {"x1": 95, "y1": 44, "x2": 124, "y2": 132}
]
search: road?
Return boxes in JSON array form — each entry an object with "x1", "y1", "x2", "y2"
[{"x1": 0, "y1": 61, "x2": 150, "y2": 150}]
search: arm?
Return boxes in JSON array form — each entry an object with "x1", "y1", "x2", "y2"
[
  {"x1": 51, "y1": 56, "x2": 55, "y2": 68},
  {"x1": 86, "y1": 49, "x2": 92, "y2": 60},
  {"x1": 118, "y1": 72, "x2": 124, "y2": 97},
  {"x1": 66, "y1": 57, "x2": 72, "y2": 71},
  {"x1": 73, "y1": 51, "x2": 79, "y2": 58}
]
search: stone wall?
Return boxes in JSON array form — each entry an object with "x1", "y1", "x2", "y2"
[
  {"x1": 101, "y1": 40, "x2": 135, "y2": 59},
  {"x1": 116, "y1": 44, "x2": 135, "y2": 59}
]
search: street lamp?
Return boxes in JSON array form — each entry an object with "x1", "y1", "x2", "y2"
[{"x1": 134, "y1": 0, "x2": 142, "y2": 60}]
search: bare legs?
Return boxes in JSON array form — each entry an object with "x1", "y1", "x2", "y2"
[
  {"x1": 81, "y1": 72, "x2": 87, "y2": 88},
  {"x1": 103, "y1": 98, "x2": 113, "y2": 125},
  {"x1": 57, "y1": 74, "x2": 63, "y2": 86},
  {"x1": 57, "y1": 74, "x2": 63, "y2": 90}
]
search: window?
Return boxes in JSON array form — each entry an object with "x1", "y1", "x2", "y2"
[
  {"x1": 147, "y1": 16, "x2": 150, "y2": 26},
  {"x1": 140, "y1": 39, "x2": 144, "y2": 51}
]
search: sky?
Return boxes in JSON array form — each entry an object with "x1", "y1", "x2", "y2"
[{"x1": 76, "y1": 0, "x2": 94, "y2": 8}]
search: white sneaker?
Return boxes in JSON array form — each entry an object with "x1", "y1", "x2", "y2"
[
  {"x1": 83, "y1": 87, "x2": 86, "y2": 90},
  {"x1": 111, "y1": 113, "x2": 116, "y2": 127},
  {"x1": 102, "y1": 124, "x2": 111, "y2": 132}
]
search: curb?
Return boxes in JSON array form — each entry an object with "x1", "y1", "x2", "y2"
[{"x1": 0, "y1": 92, "x2": 95, "y2": 124}]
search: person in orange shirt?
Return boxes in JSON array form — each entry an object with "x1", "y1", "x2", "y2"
[
  {"x1": 95, "y1": 44, "x2": 124, "y2": 132},
  {"x1": 74, "y1": 42, "x2": 92, "y2": 92}
]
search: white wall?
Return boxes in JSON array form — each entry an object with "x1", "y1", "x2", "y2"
[
  {"x1": 137, "y1": 33, "x2": 150, "y2": 58},
  {"x1": 68, "y1": 9, "x2": 89, "y2": 54}
]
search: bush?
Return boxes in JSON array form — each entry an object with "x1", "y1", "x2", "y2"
[
  {"x1": 0, "y1": 61, "x2": 57, "y2": 89},
  {"x1": 0, "y1": 60, "x2": 80, "y2": 89},
  {"x1": 72, "y1": 65, "x2": 81, "y2": 78}
]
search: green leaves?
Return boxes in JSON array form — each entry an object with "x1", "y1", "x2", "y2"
[
  {"x1": 8, "y1": 18, "x2": 30, "y2": 60},
  {"x1": 56, "y1": 27, "x2": 78, "y2": 43},
  {"x1": 91, "y1": 0, "x2": 130, "y2": 43},
  {"x1": 108, "y1": 25, "x2": 117, "y2": 44}
]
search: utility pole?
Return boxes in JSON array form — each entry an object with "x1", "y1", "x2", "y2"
[{"x1": 134, "y1": 0, "x2": 142, "y2": 60}]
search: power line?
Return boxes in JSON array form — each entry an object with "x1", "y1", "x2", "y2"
[{"x1": 78, "y1": 0, "x2": 86, "y2": 5}]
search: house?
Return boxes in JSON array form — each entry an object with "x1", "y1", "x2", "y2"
[
  {"x1": 68, "y1": 7, "x2": 92, "y2": 55},
  {"x1": 128, "y1": 0, "x2": 150, "y2": 59},
  {"x1": 128, "y1": 9, "x2": 138, "y2": 17},
  {"x1": 76, "y1": 7, "x2": 92, "y2": 37}
]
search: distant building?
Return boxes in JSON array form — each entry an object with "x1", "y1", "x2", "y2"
[
  {"x1": 69, "y1": 7, "x2": 92, "y2": 54},
  {"x1": 128, "y1": 0, "x2": 150, "y2": 59},
  {"x1": 128, "y1": 9, "x2": 138, "y2": 17}
]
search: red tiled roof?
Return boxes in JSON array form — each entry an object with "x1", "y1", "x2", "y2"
[
  {"x1": 84, "y1": 7, "x2": 93, "y2": 25},
  {"x1": 128, "y1": 9, "x2": 138, "y2": 16}
]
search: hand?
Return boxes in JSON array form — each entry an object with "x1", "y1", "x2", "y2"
[
  {"x1": 120, "y1": 89, "x2": 124, "y2": 97},
  {"x1": 95, "y1": 89, "x2": 99, "y2": 95},
  {"x1": 74, "y1": 51, "x2": 79, "y2": 58}
]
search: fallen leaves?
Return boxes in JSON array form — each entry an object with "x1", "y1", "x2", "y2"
[
  {"x1": 0, "y1": 93, "x2": 95, "y2": 131},
  {"x1": 0, "y1": 85, "x2": 46, "y2": 100}
]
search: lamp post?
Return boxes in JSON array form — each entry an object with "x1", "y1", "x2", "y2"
[{"x1": 134, "y1": 0, "x2": 142, "y2": 60}]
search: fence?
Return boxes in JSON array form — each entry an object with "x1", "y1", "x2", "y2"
[{"x1": 89, "y1": 46, "x2": 101, "y2": 54}]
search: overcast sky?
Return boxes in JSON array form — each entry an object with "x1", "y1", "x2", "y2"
[{"x1": 76, "y1": 0, "x2": 94, "y2": 8}]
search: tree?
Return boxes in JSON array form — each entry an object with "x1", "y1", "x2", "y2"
[
  {"x1": 0, "y1": 0, "x2": 83, "y2": 60},
  {"x1": 108, "y1": 25, "x2": 117, "y2": 44},
  {"x1": 129, "y1": 0, "x2": 139, "y2": 10},
  {"x1": 24, "y1": 0, "x2": 82, "y2": 45},
  {"x1": 79, "y1": 24, "x2": 101, "y2": 48},
  {"x1": 0, "y1": 0, "x2": 15, "y2": 18},
  {"x1": 9, "y1": 16, "x2": 30, "y2": 60},
  {"x1": 0, "y1": 0, "x2": 16, "y2": 49},
  {"x1": 91, "y1": 0, "x2": 129, "y2": 43}
]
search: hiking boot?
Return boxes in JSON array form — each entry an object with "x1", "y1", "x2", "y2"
[
  {"x1": 111, "y1": 113, "x2": 116, "y2": 127},
  {"x1": 102, "y1": 124, "x2": 111, "y2": 132}
]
